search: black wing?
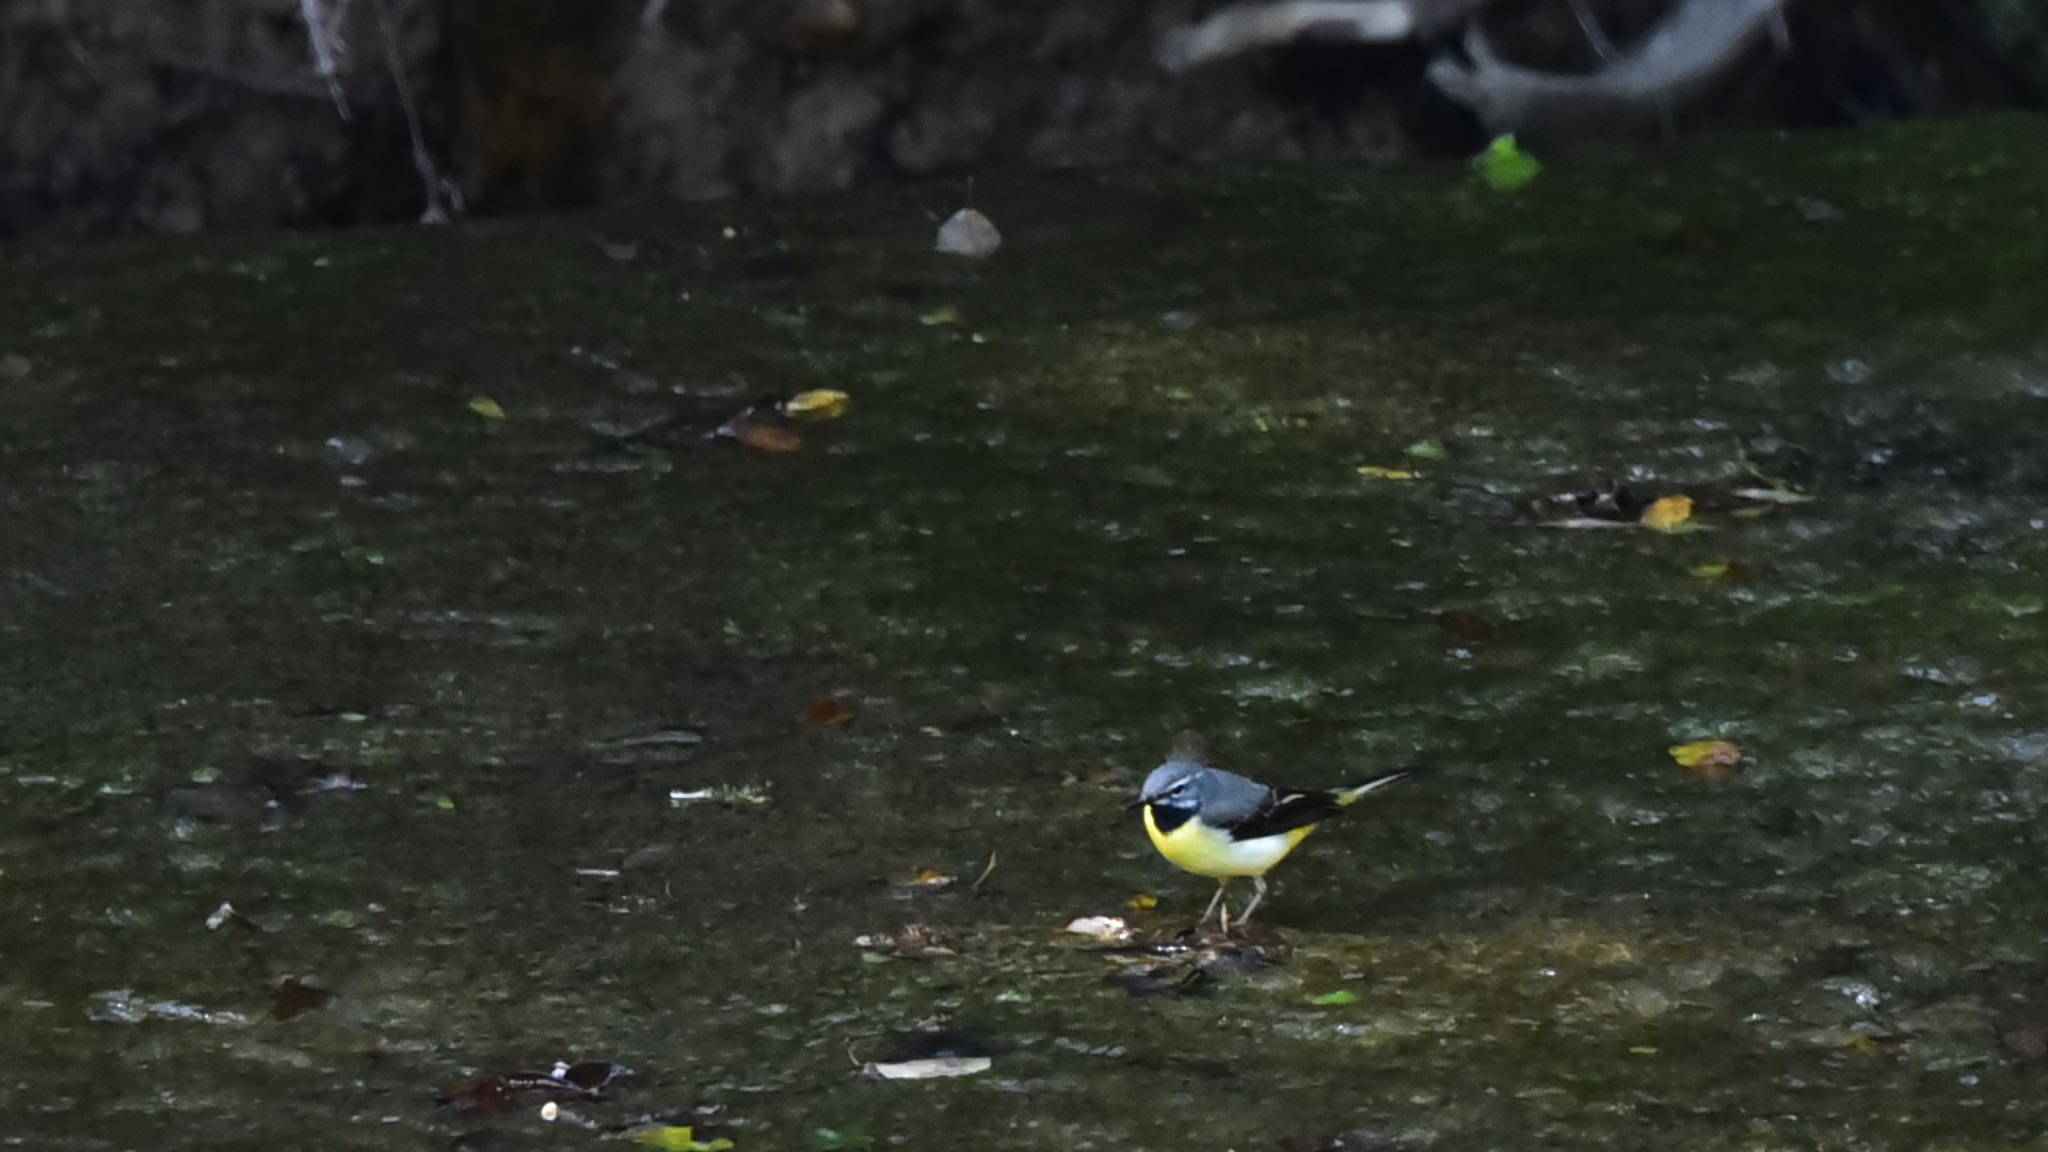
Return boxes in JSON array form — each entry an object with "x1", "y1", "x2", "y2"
[{"x1": 1223, "y1": 787, "x2": 1346, "y2": 842}]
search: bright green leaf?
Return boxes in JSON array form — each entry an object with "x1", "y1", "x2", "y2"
[
  {"x1": 467, "y1": 395, "x2": 506, "y2": 420},
  {"x1": 1310, "y1": 989, "x2": 1359, "y2": 1006},
  {"x1": 1475, "y1": 135, "x2": 1542, "y2": 192}
]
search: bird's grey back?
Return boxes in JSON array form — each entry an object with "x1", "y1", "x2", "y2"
[{"x1": 1188, "y1": 762, "x2": 1271, "y2": 824}]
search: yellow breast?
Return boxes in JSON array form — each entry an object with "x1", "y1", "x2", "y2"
[{"x1": 1142, "y1": 804, "x2": 1315, "y2": 878}]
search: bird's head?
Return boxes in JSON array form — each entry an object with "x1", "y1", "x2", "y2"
[{"x1": 1129, "y1": 759, "x2": 1205, "y2": 813}]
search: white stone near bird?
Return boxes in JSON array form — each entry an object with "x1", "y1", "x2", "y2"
[{"x1": 935, "y1": 208, "x2": 1001, "y2": 258}]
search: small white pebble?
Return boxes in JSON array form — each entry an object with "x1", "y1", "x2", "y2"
[
  {"x1": 935, "y1": 208, "x2": 1001, "y2": 258},
  {"x1": 540, "y1": 1101, "x2": 559, "y2": 1122}
]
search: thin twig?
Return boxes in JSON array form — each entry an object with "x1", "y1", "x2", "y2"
[
  {"x1": 372, "y1": 0, "x2": 461, "y2": 224},
  {"x1": 970, "y1": 851, "x2": 999, "y2": 892},
  {"x1": 1566, "y1": 0, "x2": 1617, "y2": 61},
  {"x1": 298, "y1": 0, "x2": 350, "y2": 120}
]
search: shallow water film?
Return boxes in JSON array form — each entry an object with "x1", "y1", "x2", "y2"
[{"x1": 5, "y1": 117, "x2": 2048, "y2": 1151}]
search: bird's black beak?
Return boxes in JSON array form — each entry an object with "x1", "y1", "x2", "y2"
[{"x1": 1124, "y1": 795, "x2": 1151, "y2": 812}]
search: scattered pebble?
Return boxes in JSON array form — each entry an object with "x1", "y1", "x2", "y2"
[
  {"x1": 1065, "y1": 915, "x2": 1132, "y2": 942},
  {"x1": 1796, "y1": 197, "x2": 1843, "y2": 223},
  {"x1": 935, "y1": 208, "x2": 1001, "y2": 259},
  {"x1": 323, "y1": 435, "x2": 373, "y2": 466}
]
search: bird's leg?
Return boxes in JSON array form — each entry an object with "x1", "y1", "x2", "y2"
[
  {"x1": 1237, "y1": 875, "x2": 1270, "y2": 930},
  {"x1": 1200, "y1": 879, "x2": 1231, "y2": 931}
]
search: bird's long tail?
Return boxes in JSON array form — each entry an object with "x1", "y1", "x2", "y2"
[{"x1": 1332, "y1": 765, "x2": 1422, "y2": 806}]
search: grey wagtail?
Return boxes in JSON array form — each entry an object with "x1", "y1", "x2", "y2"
[{"x1": 1128, "y1": 743, "x2": 1418, "y2": 933}]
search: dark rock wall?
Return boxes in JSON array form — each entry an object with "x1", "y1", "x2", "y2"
[{"x1": 1, "y1": 0, "x2": 2040, "y2": 238}]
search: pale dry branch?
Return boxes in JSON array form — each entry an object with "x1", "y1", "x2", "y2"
[
  {"x1": 372, "y1": 0, "x2": 460, "y2": 223},
  {"x1": 1158, "y1": 0, "x2": 1798, "y2": 140},
  {"x1": 298, "y1": 0, "x2": 350, "y2": 120},
  {"x1": 1427, "y1": 0, "x2": 1793, "y2": 136},
  {"x1": 1158, "y1": 0, "x2": 1419, "y2": 72}
]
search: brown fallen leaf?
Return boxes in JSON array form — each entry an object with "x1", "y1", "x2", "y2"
[
  {"x1": 1997, "y1": 1013, "x2": 2048, "y2": 1061},
  {"x1": 732, "y1": 419, "x2": 802, "y2": 454},
  {"x1": 1437, "y1": 608, "x2": 1497, "y2": 643},
  {"x1": 1670, "y1": 739, "x2": 1743, "y2": 782},
  {"x1": 438, "y1": 1076, "x2": 520, "y2": 1117},
  {"x1": 805, "y1": 696, "x2": 856, "y2": 728},
  {"x1": 271, "y1": 975, "x2": 335, "y2": 1022}
]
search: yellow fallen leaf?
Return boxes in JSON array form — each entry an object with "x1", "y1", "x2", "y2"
[
  {"x1": 467, "y1": 395, "x2": 506, "y2": 421},
  {"x1": 1639, "y1": 494, "x2": 1693, "y2": 531},
  {"x1": 783, "y1": 389, "x2": 851, "y2": 420},
  {"x1": 1669, "y1": 739, "x2": 1742, "y2": 782},
  {"x1": 1127, "y1": 893, "x2": 1159, "y2": 911},
  {"x1": 1628, "y1": 1046, "x2": 1659, "y2": 1056},
  {"x1": 632, "y1": 1125, "x2": 734, "y2": 1151},
  {"x1": 1357, "y1": 466, "x2": 1419, "y2": 481},
  {"x1": 893, "y1": 867, "x2": 955, "y2": 889},
  {"x1": 1689, "y1": 562, "x2": 1730, "y2": 580}
]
